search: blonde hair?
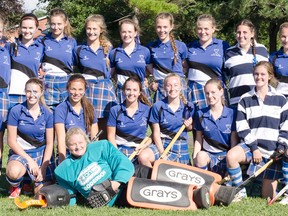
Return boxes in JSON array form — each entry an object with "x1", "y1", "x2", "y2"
[
  {"x1": 196, "y1": 14, "x2": 217, "y2": 29},
  {"x1": 25, "y1": 78, "x2": 51, "y2": 111},
  {"x1": 164, "y1": 73, "x2": 187, "y2": 105},
  {"x1": 156, "y1": 13, "x2": 178, "y2": 65},
  {"x1": 85, "y1": 14, "x2": 111, "y2": 67},
  {"x1": 254, "y1": 61, "x2": 278, "y2": 88},
  {"x1": 204, "y1": 78, "x2": 225, "y2": 105},
  {"x1": 279, "y1": 22, "x2": 288, "y2": 37},
  {"x1": 65, "y1": 127, "x2": 90, "y2": 147},
  {"x1": 49, "y1": 8, "x2": 73, "y2": 37}
]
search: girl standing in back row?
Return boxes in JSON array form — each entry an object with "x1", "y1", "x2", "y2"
[
  {"x1": 148, "y1": 12, "x2": 188, "y2": 103},
  {"x1": 40, "y1": 8, "x2": 77, "y2": 110},
  {"x1": 74, "y1": 14, "x2": 118, "y2": 139}
]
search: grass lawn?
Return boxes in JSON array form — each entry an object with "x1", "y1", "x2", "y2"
[{"x1": 0, "y1": 133, "x2": 287, "y2": 215}]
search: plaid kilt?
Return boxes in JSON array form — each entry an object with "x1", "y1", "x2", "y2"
[
  {"x1": 154, "y1": 78, "x2": 187, "y2": 103},
  {"x1": 150, "y1": 137, "x2": 190, "y2": 165},
  {"x1": 116, "y1": 81, "x2": 151, "y2": 104},
  {"x1": 207, "y1": 151, "x2": 227, "y2": 178},
  {"x1": 0, "y1": 90, "x2": 9, "y2": 124},
  {"x1": 118, "y1": 145, "x2": 139, "y2": 164},
  {"x1": 8, "y1": 147, "x2": 55, "y2": 186},
  {"x1": 239, "y1": 143, "x2": 283, "y2": 180},
  {"x1": 9, "y1": 94, "x2": 26, "y2": 110},
  {"x1": 187, "y1": 80, "x2": 208, "y2": 110},
  {"x1": 86, "y1": 79, "x2": 118, "y2": 118},
  {"x1": 43, "y1": 74, "x2": 69, "y2": 109}
]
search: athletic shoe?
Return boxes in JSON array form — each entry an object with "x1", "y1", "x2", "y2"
[
  {"x1": 22, "y1": 184, "x2": 33, "y2": 195},
  {"x1": 9, "y1": 186, "x2": 21, "y2": 198},
  {"x1": 279, "y1": 193, "x2": 288, "y2": 205},
  {"x1": 232, "y1": 188, "x2": 247, "y2": 202}
]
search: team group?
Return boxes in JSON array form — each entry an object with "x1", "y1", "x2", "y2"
[{"x1": 0, "y1": 7, "x2": 288, "y2": 206}]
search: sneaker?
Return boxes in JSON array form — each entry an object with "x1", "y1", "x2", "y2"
[
  {"x1": 279, "y1": 193, "x2": 288, "y2": 205},
  {"x1": 9, "y1": 186, "x2": 21, "y2": 198},
  {"x1": 22, "y1": 184, "x2": 33, "y2": 195},
  {"x1": 232, "y1": 188, "x2": 247, "y2": 202}
]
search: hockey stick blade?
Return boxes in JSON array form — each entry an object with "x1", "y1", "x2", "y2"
[
  {"x1": 14, "y1": 197, "x2": 47, "y2": 210},
  {"x1": 267, "y1": 184, "x2": 288, "y2": 205}
]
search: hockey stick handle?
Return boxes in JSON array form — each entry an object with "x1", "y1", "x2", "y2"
[
  {"x1": 160, "y1": 124, "x2": 186, "y2": 159},
  {"x1": 235, "y1": 150, "x2": 284, "y2": 193},
  {"x1": 128, "y1": 137, "x2": 150, "y2": 161},
  {"x1": 91, "y1": 130, "x2": 103, "y2": 142}
]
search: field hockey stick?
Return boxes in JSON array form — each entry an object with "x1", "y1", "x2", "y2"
[
  {"x1": 91, "y1": 130, "x2": 103, "y2": 142},
  {"x1": 267, "y1": 183, "x2": 288, "y2": 205},
  {"x1": 128, "y1": 137, "x2": 150, "y2": 161},
  {"x1": 235, "y1": 150, "x2": 283, "y2": 193},
  {"x1": 14, "y1": 197, "x2": 47, "y2": 210},
  {"x1": 159, "y1": 105, "x2": 193, "y2": 159}
]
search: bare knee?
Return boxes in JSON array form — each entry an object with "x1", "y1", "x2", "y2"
[
  {"x1": 138, "y1": 148, "x2": 155, "y2": 168},
  {"x1": 226, "y1": 146, "x2": 246, "y2": 168},
  {"x1": 194, "y1": 151, "x2": 209, "y2": 167},
  {"x1": 6, "y1": 161, "x2": 26, "y2": 180}
]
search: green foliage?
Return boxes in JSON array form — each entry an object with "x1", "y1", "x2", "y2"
[{"x1": 0, "y1": 0, "x2": 24, "y2": 27}]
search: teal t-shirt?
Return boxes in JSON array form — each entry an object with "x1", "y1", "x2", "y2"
[{"x1": 54, "y1": 140, "x2": 135, "y2": 206}]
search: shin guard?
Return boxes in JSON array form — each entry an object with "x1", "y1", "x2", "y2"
[
  {"x1": 126, "y1": 177, "x2": 210, "y2": 210},
  {"x1": 151, "y1": 160, "x2": 222, "y2": 205}
]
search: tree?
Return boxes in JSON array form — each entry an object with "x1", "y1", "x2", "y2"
[{"x1": 0, "y1": 0, "x2": 24, "y2": 27}]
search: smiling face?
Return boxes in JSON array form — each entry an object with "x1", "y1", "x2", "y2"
[
  {"x1": 204, "y1": 82, "x2": 223, "y2": 106},
  {"x1": 67, "y1": 79, "x2": 86, "y2": 104},
  {"x1": 156, "y1": 18, "x2": 173, "y2": 43},
  {"x1": 254, "y1": 65, "x2": 270, "y2": 89},
  {"x1": 196, "y1": 20, "x2": 215, "y2": 45},
  {"x1": 50, "y1": 15, "x2": 67, "y2": 38},
  {"x1": 25, "y1": 83, "x2": 43, "y2": 106},
  {"x1": 120, "y1": 22, "x2": 137, "y2": 46},
  {"x1": 86, "y1": 20, "x2": 102, "y2": 42},
  {"x1": 280, "y1": 26, "x2": 288, "y2": 52},
  {"x1": 164, "y1": 75, "x2": 182, "y2": 99},
  {"x1": 236, "y1": 24, "x2": 254, "y2": 50},
  {"x1": 67, "y1": 133, "x2": 87, "y2": 157},
  {"x1": 124, "y1": 80, "x2": 141, "y2": 104},
  {"x1": 20, "y1": 19, "x2": 38, "y2": 42}
]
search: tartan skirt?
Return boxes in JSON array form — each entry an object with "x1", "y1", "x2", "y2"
[
  {"x1": 149, "y1": 137, "x2": 190, "y2": 165},
  {"x1": 8, "y1": 147, "x2": 55, "y2": 186},
  {"x1": 43, "y1": 74, "x2": 69, "y2": 110},
  {"x1": 240, "y1": 143, "x2": 282, "y2": 180},
  {"x1": 86, "y1": 79, "x2": 119, "y2": 118}
]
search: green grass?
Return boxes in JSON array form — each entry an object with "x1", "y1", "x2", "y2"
[{"x1": 0, "y1": 133, "x2": 287, "y2": 215}]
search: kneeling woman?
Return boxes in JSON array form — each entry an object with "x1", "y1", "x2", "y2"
[
  {"x1": 107, "y1": 77, "x2": 152, "y2": 162},
  {"x1": 54, "y1": 127, "x2": 134, "y2": 206},
  {"x1": 6, "y1": 78, "x2": 54, "y2": 198},
  {"x1": 193, "y1": 78, "x2": 238, "y2": 178},
  {"x1": 138, "y1": 73, "x2": 194, "y2": 167},
  {"x1": 226, "y1": 61, "x2": 288, "y2": 201}
]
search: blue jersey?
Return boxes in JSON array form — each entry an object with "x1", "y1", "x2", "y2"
[
  {"x1": 7, "y1": 102, "x2": 53, "y2": 150},
  {"x1": 224, "y1": 42, "x2": 268, "y2": 105},
  {"x1": 5, "y1": 40, "x2": 44, "y2": 95},
  {"x1": 187, "y1": 37, "x2": 229, "y2": 83},
  {"x1": 54, "y1": 98, "x2": 98, "y2": 133},
  {"x1": 270, "y1": 48, "x2": 288, "y2": 96},
  {"x1": 54, "y1": 140, "x2": 134, "y2": 206},
  {"x1": 107, "y1": 101, "x2": 150, "y2": 147},
  {"x1": 148, "y1": 39, "x2": 187, "y2": 80},
  {"x1": 194, "y1": 106, "x2": 236, "y2": 153},
  {"x1": 149, "y1": 98, "x2": 194, "y2": 141},
  {"x1": 74, "y1": 44, "x2": 111, "y2": 79},
  {"x1": 40, "y1": 34, "x2": 77, "y2": 76},
  {"x1": 109, "y1": 43, "x2": 151, "y2": 82},
  {"x1": 0, "y1": 46, "x2": 11, "y2": 91}
]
